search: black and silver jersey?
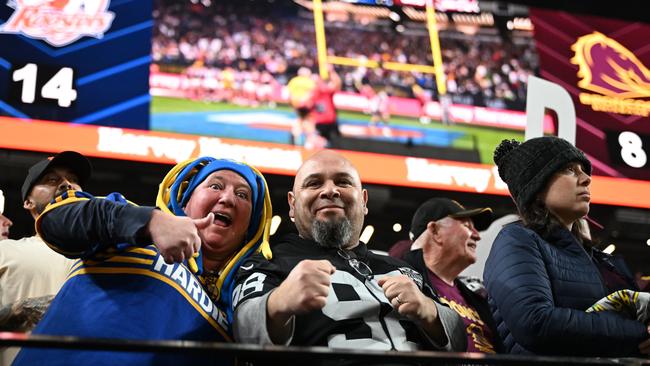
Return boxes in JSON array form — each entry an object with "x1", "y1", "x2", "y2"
[{"x1": 233, "y1": 233, "x2": 441, "y2": 351}]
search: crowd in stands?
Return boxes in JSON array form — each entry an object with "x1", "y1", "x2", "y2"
[
  {"x1": 6, "y1": 1, "x2": 649, "y2": 363},
  {"x1": 151, "y1": 0, "x2": 538, "y2": 110},
  {"x1": 0, "y1": 131, "x2": 650, "y2": 366},
  {"x1": 2, "y1": 139, "x2": 649, "y2": 364}
]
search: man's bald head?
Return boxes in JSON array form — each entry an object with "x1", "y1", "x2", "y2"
[
  {"x1": 289, "y1": 150, "x2": 368, "y2": 249},
  {"x1": 292, "y1": 151, "x2": 361, "y2": 191}
]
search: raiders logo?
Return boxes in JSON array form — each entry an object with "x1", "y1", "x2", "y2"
[{"x1": 398, "y1": 267, "x2": 423, "y2": 289}]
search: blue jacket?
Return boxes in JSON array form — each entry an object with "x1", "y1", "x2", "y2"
[{"x1": 484, "y1": 221, "x2": 647, "y2": 357}]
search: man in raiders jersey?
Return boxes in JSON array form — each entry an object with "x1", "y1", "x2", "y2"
[{"x1": 233, "y1": 150, "x2": 465, "y2": 360}]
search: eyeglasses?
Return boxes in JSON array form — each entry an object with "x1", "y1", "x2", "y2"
[{"x1": 337, "y1": 249, "x2": 373, "y2": 280}]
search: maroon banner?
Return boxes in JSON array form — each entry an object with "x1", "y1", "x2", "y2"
[{"x1": 530, "y1": 8, "x2": 650, "y2": 180}]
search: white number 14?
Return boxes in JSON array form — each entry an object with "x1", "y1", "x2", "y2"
[{"x1": 12, "y1": 63, "x2": 77, "y2": 107}]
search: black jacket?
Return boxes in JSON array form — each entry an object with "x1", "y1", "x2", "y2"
[
  {"x1": 403, "y1": 249, "x2": 504, "y2": 353},
  {"x1": 484, "y1": 222, "x2": 646, "y2": 357}
]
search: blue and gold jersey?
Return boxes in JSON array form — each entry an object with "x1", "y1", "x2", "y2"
[
  {"x1": 15, "y1": 193, "x2": 232, "y2": 365},
  {"x1": 15, "y1": 248, "x2": 233, "y2": 365},
  {"x1": 16, "y1": 157, "x2": 273, "y2": 366},
  {"x1": 65, "y1": 245, "x2": 231, "y2": 337}
]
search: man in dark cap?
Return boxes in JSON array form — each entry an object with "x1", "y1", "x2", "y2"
[
  {"x1": 0, "y1": 151, "x2": 90, "y2": 365},
  {"x1": 403, "y1": 197, "x2": 503, "y2": 354},
  {"x1": 21, "y1": 151, "x2": 92, "y2": 220},
  {"x1": 2, "y1": 150, "x2": 91, "y2": 307}
]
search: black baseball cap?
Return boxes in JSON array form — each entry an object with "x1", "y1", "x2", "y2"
[
  {"x1": 21, "y1": 151, "x2": 92, "y2": 201},
  {"x1": 410, "y1": 198, "x2": 492, "y2": 239}
]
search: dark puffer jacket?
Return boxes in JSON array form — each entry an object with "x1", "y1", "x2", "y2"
[{"x1": 484, "y1": 221, "x2": 647, "y2": 357}]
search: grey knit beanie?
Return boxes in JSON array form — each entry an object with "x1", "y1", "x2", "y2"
[{"x1": 493, "y1": 136, "x2": 592, "y2": 210}]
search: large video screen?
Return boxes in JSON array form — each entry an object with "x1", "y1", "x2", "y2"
[
  {"x1": 1, "y1": 0, "x2": 650, "y2": 205},
  {"x1": 148, "y1": 0, "x2": 538, "y2": 166}
]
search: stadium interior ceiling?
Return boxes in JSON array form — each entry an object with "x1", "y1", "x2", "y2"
[
  {"x1": 2, "y1": 148, "x2": 649, "y2": 275},
  {"x1": 162, "y1": 0, "x2": 649, "y2": 24},
  {"x1": 494, "y1": 0, "x2": 649, "y2": 24}
]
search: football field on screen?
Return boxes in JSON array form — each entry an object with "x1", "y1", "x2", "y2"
[{"x1": 151, "y1": 96, "x2": 524, "y2": 164}]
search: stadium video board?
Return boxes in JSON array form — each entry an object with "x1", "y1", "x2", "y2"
[
  {"x1": 1, "y1": 0, "x2": 649, "y2": 206},
  {"x1": 0, "y1": 0, "x2": 151, "y2": 129},
  {"x1": 529, "y1": 8, "x2": 650, "y2": 181}
]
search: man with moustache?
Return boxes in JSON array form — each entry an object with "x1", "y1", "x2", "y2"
[
  {"x1": 0, "y1": 151, "x2": 89, "y2": 308},
  {"x1": 0, "y1": 151, "x2": 88, "y2": 365},
  {"x1": 232, "y1": 150, "x2": 465, "y2": 363}
]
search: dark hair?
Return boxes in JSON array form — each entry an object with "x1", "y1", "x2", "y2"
[{"x1": 519, "y1": 197, "x2": 591, "y2": 246}]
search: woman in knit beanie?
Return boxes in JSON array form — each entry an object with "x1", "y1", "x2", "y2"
[
  {"x1": 493, "y1": 137, "x2": 592, "y2": 241},
  {"x1": 483, "y1": 136, "x2": 649, "y2": 357}
]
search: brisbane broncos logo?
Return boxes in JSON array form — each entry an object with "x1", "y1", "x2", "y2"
[
  {"x1": 0, "y1": 0, "x2": 115, "y2": 47},
  {"x1": 571, "y1": 32, "x2": 650, "y2": 116},
  {"x1": 571, "y1": 32, "x2": 650, "y2": 99}
]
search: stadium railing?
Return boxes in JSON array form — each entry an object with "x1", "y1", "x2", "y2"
[{"x1": 1, "y1": 332, "x2": 649, "y2": 365}]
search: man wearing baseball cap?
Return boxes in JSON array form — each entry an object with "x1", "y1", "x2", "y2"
[
  {"x1": 0, "y1": 151, "x2": 89, "y2": 365},
  {"x1": 21, "y1": 151, "x2": 91, "y2": 220},
  {"x1": 403, "y1": 197, "x2": 503, "y2": 354}
]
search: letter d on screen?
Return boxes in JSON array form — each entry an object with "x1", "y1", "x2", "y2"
[{"x1": 525, "y1": 76, "x2": 576, "y2": 144}]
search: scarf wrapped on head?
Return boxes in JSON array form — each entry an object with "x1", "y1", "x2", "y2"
[{"x1": 155, "y1": 157, "x2": 272, "y2": 319}]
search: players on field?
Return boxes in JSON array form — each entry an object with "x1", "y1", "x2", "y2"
[
  {"x1": 305, "y1": 67, "x2": 341, "y2": 150},
  {"x1": 287, "y1": 67, "x2": 316, "y2": 146}
]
